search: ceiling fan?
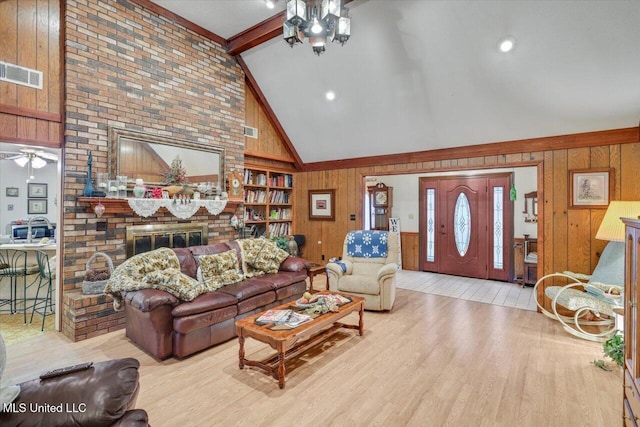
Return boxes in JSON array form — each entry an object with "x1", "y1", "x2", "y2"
[{"x1": 0, "y1": 147, "x2": 58, "y2": 168}]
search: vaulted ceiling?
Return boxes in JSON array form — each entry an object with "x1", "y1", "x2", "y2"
[{"x1": 152, "y1": 0, "x2": 640, "y2": 164}]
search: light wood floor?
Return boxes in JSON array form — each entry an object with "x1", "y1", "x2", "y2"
[{"x1": 4, "y1": 278, "x2": 621, "y2": 427}]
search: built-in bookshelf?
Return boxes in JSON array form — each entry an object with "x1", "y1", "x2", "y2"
[{"x1": 243, "y1": 166, "x2": 294, "y2": 238}]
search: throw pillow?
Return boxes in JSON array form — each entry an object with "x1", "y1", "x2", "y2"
[
  {"x1": 197, "y1": 250, "x2": 243, "y2": 290},
  {"x1": 244, "y1": 238, "x2": 290, "y2": 274},
  {"x1": 142, "y1": 268, "x2": 209, "y2": 301}
]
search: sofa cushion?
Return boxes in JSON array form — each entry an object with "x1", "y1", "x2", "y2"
[
  {"x1": 247, "y1": 271, "x2": 308, "y2": 290},
  {"x1": 189, "y1": 242, "x2": 234, "y2": 257},
  {"x1": 142, "y1": 268, "x2": 211, "y2": 301},
  {"x1": 216, "y1": 277, "x2": 274, "y2": 301},
  {"x1": 197, "y1": 250, "x2": 243, "y2": 290},
  {"x1": 239, "y1": 238, "x2": 290, "y2": 276},
  {"x1": 171, "y1": 290, "x2": 238, "y2": 318},
  {"x1": 173, "y1": 247, "x2": 198, "y2": 279}
]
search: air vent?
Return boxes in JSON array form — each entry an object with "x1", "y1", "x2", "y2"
[
  {"x1": 243, "y1": 125, "x2": 258, "y2": 139},
  {"x1": 0, "y1": 61, "x2": 43, "y2": 89}
]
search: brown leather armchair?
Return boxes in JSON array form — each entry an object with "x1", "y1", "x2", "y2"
[{"x1": 0, "y1": 358, "x2": 148, "y2": 427}]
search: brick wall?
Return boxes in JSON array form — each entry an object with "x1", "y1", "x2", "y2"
[{"x1": 63, "y1": 0, "x2": 245, "y2": 340}]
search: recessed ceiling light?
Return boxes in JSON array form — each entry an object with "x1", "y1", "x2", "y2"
[
  {"x1": 498, "y1": 36, "x2": 516, "y2": 53},
  {"x1": 325, "y1": 91, "x2": 336, "y2": 101},
  {"x1": 265, "y1": 0, "x2": 275, "y2": 9}
]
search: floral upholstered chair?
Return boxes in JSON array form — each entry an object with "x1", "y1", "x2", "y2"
[
  {"x1": 326, "y1": 230, "x2": 399, "y2": 311},
  {"x1": 533, "y1": 241, "x2": 624, "y2": 342}
]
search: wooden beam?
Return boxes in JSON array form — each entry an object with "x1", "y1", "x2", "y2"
[
  {"x1": 244, "y1": 150, "x2": 294, "y2": 164},
  {"x1": 227, "y1": 14, "x2": 283, "y2": 56},
  {"x1": 127, "y1": 0, "x2": 227, "y2": 47},
  {"x1": 0, "y1": 104, "x2": 62, "y2": 122},
  {"x1": 303, "y1": 127, "x2": 640, "y2": 172},
  {"x1": 0, "y1": 135, "x2": 62, "y2": 148},
  {"x1": 236, "y1": 55, "x2": 305, "y2": 171}
]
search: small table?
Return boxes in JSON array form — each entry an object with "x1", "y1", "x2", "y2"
[
  {"x1": 235, "y1": 291, "x2": 364, "y2": 389},
  {"x1": 306, "y1": 263, "x2": 327, "y2": 292}
]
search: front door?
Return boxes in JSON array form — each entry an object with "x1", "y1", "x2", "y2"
[
  {"x1": 438, "y1": 177, "x2": 488, "y2": 278},
  {"x1": 419, "y1": 173, "x2": 513, "y2": 281}
]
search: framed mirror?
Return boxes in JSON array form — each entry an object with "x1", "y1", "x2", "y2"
[
  {"x1": 108, "y1": 127, "x2": 225, "y2": 187},
  {"x1": 523, "y1": 191, "x2": 538, "y2": 223}
]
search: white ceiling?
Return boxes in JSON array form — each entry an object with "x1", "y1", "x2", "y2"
[{"x1": 154, "y1": 1, "x2": 640, "y2": 164}]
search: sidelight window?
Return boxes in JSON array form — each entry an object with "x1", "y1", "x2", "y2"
[{"x1": 493, "y1": 187, "x2": 504, "y2": 269}]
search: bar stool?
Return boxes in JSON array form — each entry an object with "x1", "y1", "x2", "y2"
[
  {"x1": 30, "y1": 250, "x2": 55, "y2": 331},
  {"x1": 0, "y1": 249, "x2": 27, "y2": 322}
]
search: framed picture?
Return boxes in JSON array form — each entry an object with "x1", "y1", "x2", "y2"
[
  {"x1": 309, "y1": 189, "x2": 335, "y2": 220},
  {"x1": 569, "y1": 168, "x2": 613, "y2": 209},
  {"x1": 28, "y1": 199, "x2": 48, "y2": 215},
  {"x1": 6, "y1": 187, "x2": 19, "y2": 197},
  {"x1": 28, "y1": 183, "x2": 48, "y2": 198}
]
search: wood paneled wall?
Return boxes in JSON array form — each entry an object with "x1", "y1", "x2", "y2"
[
  {"x1": 244, "y1": 81, "x2": 296, "y2": 168},
  {"x1": 0, "y1": 0, "x2": 62, "y2": 147},
  {"x1": 293, "y1": 136, "x2": 640, "y2": 286}
]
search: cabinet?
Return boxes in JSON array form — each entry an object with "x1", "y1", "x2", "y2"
[
  {"x1": 513, "y1": 235, "x2": 538, "y2": 286},
  {"x1": 368, "y1": 183, "x2": 393, "y2": 231},
  {"x1": 243, "y1": 166, "x2": 294, "y2": 237},
  {"x1": 622, "y1": 218, "x2": 640, "y2": 426}
]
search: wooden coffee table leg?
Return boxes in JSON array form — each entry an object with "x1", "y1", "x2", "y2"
[
  {"x1": 277, "y1": 344, "x2": 286, "y2": 389},
  {"x1": 358, "y1": 302, "x2": 364, "y2": 336},
  {"x1": 238, "y1": 333, "x2": 245, "y2": 369}
]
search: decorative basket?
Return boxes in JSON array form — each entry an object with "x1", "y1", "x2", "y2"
[{"x1": 81, "y1": 252, "x2": 114, "y2": 295}]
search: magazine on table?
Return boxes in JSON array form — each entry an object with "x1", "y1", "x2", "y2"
[
  {"x1": 256, "y1": 309, "x2": 293, "y2": 325},
  {"x1": 284, "y1": 312, "x2": 313, "y2": 328}
]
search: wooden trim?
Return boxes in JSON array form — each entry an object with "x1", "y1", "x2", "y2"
[
  {"x1": 244, "y1": 150, "x2": 294, "y2": 164},
  {"x1": 237, "y1": 55, "x2": 304, "y2": 171},
  {"x1": 0, "y1": 135, "x2": 62, "y2": 148},
  {"x1": 127, "y1": 0, "x2": 227, "y2": 47},
  {"x1": 0, "y1": 104, "x2": 61, "y2": 122},
  {"x1": 304, "y1": 127, "x2": 639, "y2": 172}
]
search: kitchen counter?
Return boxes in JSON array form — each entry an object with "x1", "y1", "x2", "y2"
[{"x1": 0, "y1": 242, "x2": 57, "y2": 251}]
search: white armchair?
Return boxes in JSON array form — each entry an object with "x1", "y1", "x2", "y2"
[{"x1": 326, "y1": 230, "x2": 398, "y2": 311}]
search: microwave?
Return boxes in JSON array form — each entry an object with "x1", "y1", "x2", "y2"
[{"x1": 11, "y1": 224, "x2": 56, "y2": 240}]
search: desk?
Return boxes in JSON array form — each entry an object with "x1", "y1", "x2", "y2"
[{"x1": 306, "y1": 263, "x2": 327, "y2": 292}]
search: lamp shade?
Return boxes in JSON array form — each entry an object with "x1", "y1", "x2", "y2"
[{"x1": 595, "y1": 201, "x2": 640, "y2": 241}]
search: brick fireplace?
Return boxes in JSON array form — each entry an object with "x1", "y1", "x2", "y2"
[{"x1": 62, "y1": 0, "x2": 245, "y2": 341}]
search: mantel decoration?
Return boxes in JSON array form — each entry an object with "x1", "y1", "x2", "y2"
[
  {"x1": 163, "y1": 156, "x2": 187, "y2": 185},
  {"x1": 283, "y1": 0, "x2": 351, "y2": 55},
  {"x1": 127, "y1": 198, "x2": 227, "y2": 219}
]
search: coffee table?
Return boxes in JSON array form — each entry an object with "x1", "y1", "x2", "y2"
[{"x1": 235, "y1": 291, "x2": 364, "y2": 389}]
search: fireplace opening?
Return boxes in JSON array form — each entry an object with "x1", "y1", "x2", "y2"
[{"x1": 126, "y1": 223, "x2": 208, "y2": 258}]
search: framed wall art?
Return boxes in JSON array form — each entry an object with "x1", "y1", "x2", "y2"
[
  {"x1": 569, "y1": 168, "x2": 613, "y2": 209},
  {"x1": 6, "y1": 187, "x2": 19, "y2": 197},
  {"x1": 28, "y1": 199, "x2": 48, "y2": 215},
  {"x1": 309, "y1": 189, "x2": 335, "y2": 220},
  {"x1": 28, "y1": 183, "x2": 48, "y2": 198}
]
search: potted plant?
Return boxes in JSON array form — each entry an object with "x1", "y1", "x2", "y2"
[{"x1": 593, "y1": 332, "x2": 624, "y2": 371}]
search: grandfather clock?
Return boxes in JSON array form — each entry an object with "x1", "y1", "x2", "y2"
[{"x1": 368, "y1": 183, "x2": 392, "y2": 230}]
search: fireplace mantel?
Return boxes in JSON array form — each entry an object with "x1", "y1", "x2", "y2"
[{"x1": 77, "y1": 197, "x2": 240, "y2": 215}]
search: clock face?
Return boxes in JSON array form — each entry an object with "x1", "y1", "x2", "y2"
[{"x1": 375, "y1": 191, "x2": 387, "y2": 205}]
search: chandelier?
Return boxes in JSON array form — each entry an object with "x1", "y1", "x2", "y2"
[{"x1": 283, "y1": 0, "x2": 351, "y2": 55}]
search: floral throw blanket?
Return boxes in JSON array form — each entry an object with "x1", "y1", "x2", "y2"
[{"x1": 104, "y1": 247, "x2": 210, "y2": 311}]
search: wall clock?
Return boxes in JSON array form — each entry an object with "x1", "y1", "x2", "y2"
[{"x1": 227, "y1": 169, "x2": 244, "y2": 201}]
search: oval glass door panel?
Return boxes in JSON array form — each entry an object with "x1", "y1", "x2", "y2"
[{"x1": 454, "y1": 193, "x2": 471, "y2": 256}]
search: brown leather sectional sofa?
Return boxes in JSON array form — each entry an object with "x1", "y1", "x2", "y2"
[{"x1": 122, "y1": 241, "x2": 309, "y2": 360}]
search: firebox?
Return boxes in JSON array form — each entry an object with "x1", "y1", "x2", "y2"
[{"x1": 125, "y1": 222, "x2": 208, "y2": 258}]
